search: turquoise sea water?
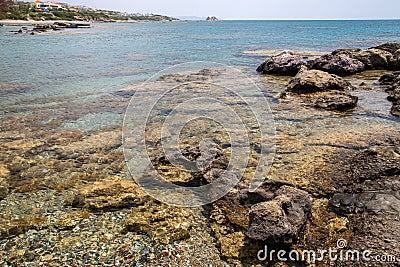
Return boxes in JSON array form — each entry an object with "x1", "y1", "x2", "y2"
[{"x1": 0, "y1": 20, "x2": 400, "y2": 130}]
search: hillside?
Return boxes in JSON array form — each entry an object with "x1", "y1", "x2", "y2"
[{"x1": 0, "y1": 1, "x2": 177, "y2": 22}]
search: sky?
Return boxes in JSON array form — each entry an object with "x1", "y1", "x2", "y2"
[{"x1": 59, "y1": 0, "x2": 400, "y2": 20}]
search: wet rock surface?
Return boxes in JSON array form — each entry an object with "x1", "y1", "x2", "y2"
[{"x1": 257, "y1": 51, "x2": 306, "y2": 76}]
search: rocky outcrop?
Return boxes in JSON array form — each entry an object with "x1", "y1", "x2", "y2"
[
  {"x1": 287, "y1": 66, "x2": 354, "y2": 94},
  {"x1": 379, "y1": 71, "x2": 400, "y2": 116},
  {"x1": 310, "y1": 53, "x2": 365, "y2": 75},
  {"x1": 256, "y1": 51, "x2": 306, "y2": 76},
  {"x1": 257, "y1": 43, "x2": 400, "y2": 78}
]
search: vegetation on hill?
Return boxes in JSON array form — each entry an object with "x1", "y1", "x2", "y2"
[{"x1": 0, "y1": 1, "x2": 177, "y2": 22}]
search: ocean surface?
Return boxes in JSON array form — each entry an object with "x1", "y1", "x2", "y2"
[{"x1": 1, "y1": 20, "x2": 400, "y2": 129}]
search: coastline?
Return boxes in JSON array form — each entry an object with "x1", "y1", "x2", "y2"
[{"x1": 0, "y1": 19, "x2": 176, "y2": 27}]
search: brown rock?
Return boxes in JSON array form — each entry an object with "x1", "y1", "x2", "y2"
[
  {"x1": 247, "y1": 186, "x2": 311, "y2": 244},
  {"x1": 287, "y1": 67, "x2": 354, "y2": 94},
  {"x1": 312, "y1": 91, "x2": 358, "y2": 111}
]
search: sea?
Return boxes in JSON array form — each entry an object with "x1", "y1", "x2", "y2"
[{"x1": 1, "y1": 20, "x2": 400, "y2": 130}]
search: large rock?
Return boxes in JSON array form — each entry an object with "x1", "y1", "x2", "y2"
[
  {"x1": 257, "y1": 51, "x2": 306, "y2": 76},
  {"x1": 310, "y1": 53, "x2": 365, "y2": 75},
  {"x1": 334, "y1": 46, "x2": 395, "y2": 70},
  {"x1": 312, "y1": 91, "x2": 358, "y2": 111},
  {"x1": 287, "y1": 67, "x2": 354, "y2": 94},
  {"x1": 354, "y1": 48, "x2": 393, "y2": 70},
  {"x1": 247, "y1": 185, "x2": 312, "y2": 244}
]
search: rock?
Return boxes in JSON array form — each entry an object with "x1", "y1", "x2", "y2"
[
  {"x1": 287, "y1": 67, "x2": 354, "y2": 94},
  {"x1": 246, "y1": 186, "x2": 312, "y2": 244},
  {"x1": 353, "y1": 48, "x2": 393, "y2": 70},
  {"x1": 379, "y1": 72, "x2": 400, "y2": 85},
  {"x1": 391, "y1": 102, "x2": 400, "y2": 117},
  {"x1": 332, "y1": 48, "x2": 362, "y2": 56},
  {"x1": 379, "y1": 72, "x2": 400, "y2": 117},
  {"x1": 206, "y1": 16, "x2": 219, "y2": 21},
  {"x1": 372, "y1": 43, "x2": 400, "y2": 54},
  {"x1": 68, "y1": 177, "x2": 150, "y2": 211},
  {"x1": 389, "y1": 49, "x2": 400, "y2": 70},
  {"x1": 310, "y1": 53, "x2": 365, "y2": 75},
  {"x1": 124, "y1": 202, "x2": 194, "y2": 244},
  {"x1": 312, "y1": 91, "x2": 358, "y2": 111},
  {"x1": 153, "y1": 144, "x2": 229, "y2": 186},
  {"x1": 257, "y1": 51, "x2": 306, "y2": 76}
]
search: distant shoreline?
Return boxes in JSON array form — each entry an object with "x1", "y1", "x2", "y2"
[{"x1": 0, "y1": 19, "x2": 177, "y2": 26}]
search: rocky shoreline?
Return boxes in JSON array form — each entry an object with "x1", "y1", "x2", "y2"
[
  {"x1": 0, "y1": 43, "x2": 399, "y2": 266},
  {"x1": 257, "y1": 43, "x2": 400, "y2": 116}
]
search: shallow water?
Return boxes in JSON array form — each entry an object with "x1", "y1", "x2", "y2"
[{"x1": 1, "y1": 20, "x2": 400, "y2": 117}]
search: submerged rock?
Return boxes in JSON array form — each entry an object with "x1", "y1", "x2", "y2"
[
  {"x1": 310, "y1": 53, "x2": 365, "y2": 75},
  {"x1": 256, "y1": 51, "x2": 306, "y2": 76},
  {"x1": 68, "y1": 177, "x2": 150, "y2": 211},
  {"x1": 287, "y1": 67, "x2": 354, "y2": 94},
  {"x1": 124, "y1": 202, "x2": 194, "y2": 244}
]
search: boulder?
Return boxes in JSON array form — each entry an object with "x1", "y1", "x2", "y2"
[
  {"x1": 287, "y1": 66, "x2": 354, "y2": 94},
  {"x1": 310, "y1": 53, "x2": 365, "y2": 75},
  {"x1": 257, "y1": 51, "x2": 306, "y2": 76},
  {"x1": 247, "y1": 186, "x2": 311, "y2": 244},
  {"x1": 312, "y1": 91, "x2": 358, "y2": 111},
  {"x1": 353, "y1": 48, "x2": 393, "y2": 70}
]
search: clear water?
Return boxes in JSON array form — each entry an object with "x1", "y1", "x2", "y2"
[
  {"x1": 0, "y1": 20, "x2": 400, "y2": 132},
  {"x1": 1, "y1": 20, "x2": 400, "y2": 101}
]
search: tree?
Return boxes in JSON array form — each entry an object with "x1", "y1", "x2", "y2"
[{"x1": 0, "y1": 0, "x2": 15, "y2": 13}]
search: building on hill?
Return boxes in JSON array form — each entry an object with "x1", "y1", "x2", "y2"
[{"x1": 34, "y1": 0, "x2": 65, "y2": 11}]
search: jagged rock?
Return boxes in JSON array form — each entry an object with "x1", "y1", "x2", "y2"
[
  {"x1": 310, "y1": 53, "x2": 365, "y2": 75},
  {"x1": 354, "y1": 48, "x2": 393, "y2": 70},
  {"x1": 372, "y1": 43, "x2": 400, "y2": 54},
  {"x1": 287, "y1": 67, "x2": 354, "y2": 94},
  {"x1": 257, "y1": 51, "x2": 306, "y2": 76},
  {"x1": 312, "y1": 91, "x2": 358, "y2": 111},
  {"x1": 246, "y1": 185, "x2": 312, "y2": 244}
]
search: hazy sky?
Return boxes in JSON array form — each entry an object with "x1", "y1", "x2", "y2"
[{"x1": 60, "y1": 0, "x2": 400, "y2": 20}]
